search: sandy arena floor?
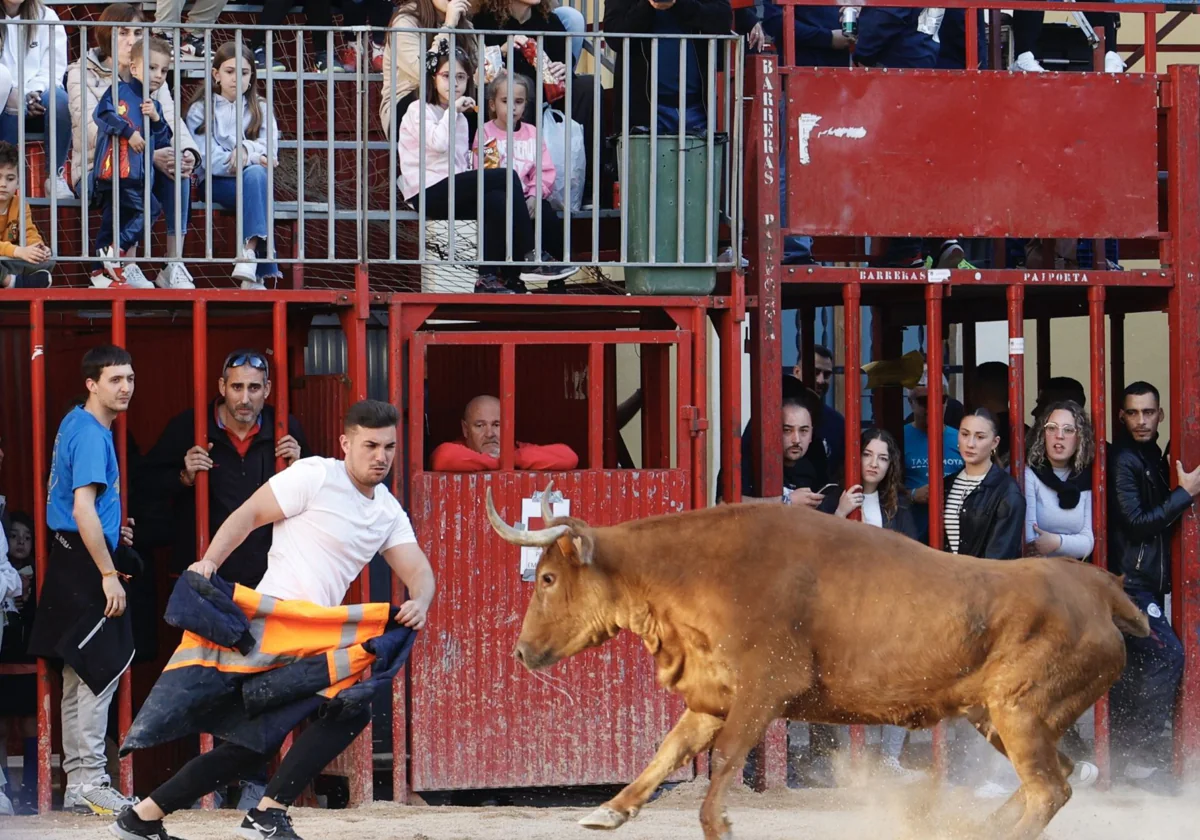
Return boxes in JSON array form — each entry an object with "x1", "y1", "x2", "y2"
[{"x1": 1, "y1": 780, "x2": 1196, "y2": 840}]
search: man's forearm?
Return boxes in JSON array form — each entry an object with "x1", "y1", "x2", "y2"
[
  {"x1": 404, "y1": 565, "x2": 436, "y2": 608},
  {"x1": 200, "y1": 505, "x2": 257, "y2": 569},
  {"x1": 74, "y1": 503, "x2": 117, "y2": 574}
]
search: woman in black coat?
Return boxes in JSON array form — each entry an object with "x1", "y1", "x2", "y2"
[{"x1": 943, "y1": 408, "x2": 1026, "y2": 560}]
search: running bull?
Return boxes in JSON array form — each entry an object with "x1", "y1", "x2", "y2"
[{"x1": 486, "y1": 483, "x2": 1149, "y2": 840}]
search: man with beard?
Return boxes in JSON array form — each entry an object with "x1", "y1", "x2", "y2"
[
  {"x1": 143, "y1": 350, "x2": 308, "y2": 589},
  {"x1": 793, "y1": 344, "x2": 845, "y2": 471},
  {"x1": 1106, "y1": 381, "x2": 1200, "y2": 795},
  {"x1": 112, "y1": 400, "x2": 435, "y2": 840}
]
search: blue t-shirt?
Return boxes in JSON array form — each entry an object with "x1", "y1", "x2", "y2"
[
  {"x1": 903, "y1": 422, "x2": 963, "y2": 543},
  {"x1": 47, "y1": 407, "x2": 121, "y2": 551}
]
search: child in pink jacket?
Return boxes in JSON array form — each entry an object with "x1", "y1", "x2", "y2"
[{"x1": 474, "y1": 71, "x2": 566, "y2": 266}]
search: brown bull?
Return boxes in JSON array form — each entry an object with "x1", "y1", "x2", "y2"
[{"x1": 486, "y1": 483, "x2": 1150, "y2": 840}]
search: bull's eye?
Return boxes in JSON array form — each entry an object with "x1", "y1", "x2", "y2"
[{"x1": 541, "y1": 572, "x2": 556, "y2": 587}]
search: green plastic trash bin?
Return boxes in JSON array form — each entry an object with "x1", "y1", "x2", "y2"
[{"x1": 618, "y1": 132, "x2": 728, "y2": 295}]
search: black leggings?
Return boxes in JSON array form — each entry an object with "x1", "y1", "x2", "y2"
[
  {"x1": 151, "y1": 707, "x2": 370, "y2": 815},
  {"x1": 415, "y1": 170, "x2": 535, "y2": 276}
]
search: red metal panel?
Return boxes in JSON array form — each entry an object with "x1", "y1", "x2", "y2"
[
  {"x1": 30, "y1": 301, "x2": 52, "y2": 814},
  {"x1": 925, "y1": 284, "x2": 948, "y2": 778},
  {"x1": 1007, "y1": 287, "x2": 1027, "y2": 480},
  {"x1": 784, "y1": 70, "x2": 1159, "y2": 238},
  {"x1": 407, "y1": 470, "x2": 690, "y2": 791},
  {"x1": 291, "y1": 375, "x2": 351, "y2": 458}
]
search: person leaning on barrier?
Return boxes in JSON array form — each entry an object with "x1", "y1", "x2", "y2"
[
  {"x1": 1106, "y1": 381, "x2": 1200, "y2": 796},
  {"x1": 65, "y1": 3, "x2": 201, "y2": 290},
  {"x1": 141, "y1": 349, "x2": 309, "y2": 590},
  {"x1": 430, "y1": 394, "x2": 579, "y2": 471}
]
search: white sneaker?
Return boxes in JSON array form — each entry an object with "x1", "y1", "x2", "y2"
[
  {"x1": 1105, "y1": 50, "x2": 1126, "y2": 74},
  {"x1": 879, "y1": 756, "x2": 925, "y2": 784},
  {"x1": 1013, "y1": 51, "x2": 1046, "y2": 72},
  {"x1": 156, "y1": 262, "x2": 196, "y2": 289},
  {"x1": 121, "y1": 262, "x2": 155, "y2": 289},
  {"x1": 45, "y1": 173, "x2": 74, "y2": 200},
  {"x1": 232, "y1": 247, "x2": 258, "y2": 283},
  {"x1": 239, "y1": 278, "x2": 267, "y2": 290},
  {"x1": 1071, "y1": 760, "x2": 1099, "y2": 788},
  {"x1": 79, "y1": 781, "x2": 137, "y2": 816},
  {"x1": 0, "y1": 788, "x2": 14, "y2": 816},
  {"x1": 93, "y1": 246, "x2": 128, "y2": 287}
]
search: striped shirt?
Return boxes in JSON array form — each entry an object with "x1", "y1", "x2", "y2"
[{"x1": 945, "y1": 472, "x2": 986, "y2": 554}]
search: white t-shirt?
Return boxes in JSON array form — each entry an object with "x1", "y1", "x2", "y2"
[
  {"x1": 861, "y1": 491, "x2": 883, "y2": 528},
  {"x1": 256, "y1": 457, "x2": 417, "y2": 607}
]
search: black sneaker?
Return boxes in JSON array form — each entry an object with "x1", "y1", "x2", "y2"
[
  {"x1": 110, "y1": 806, "x2": 180, "y2": 840},
  {"x1": 181, "y1": 32, "x2": 206, "y2": 59},
  {"x1": 505, "y1": 276, "x2": 530, "y2": 294},
  {"x1": 253, "y1": 47, "x2": 286, "y2": 72},
  {"x1": 518, "y1": 250, "x2": 577, "y2": 283},
  {"x1": 314, "y1": 51, "x2": 331, "y2": 73},
  {"x1": 474, "y1": 273, "x2": 515, "y2": 294},
  {"x1": 238, "y1": 807, "x2": 303, "y2": 840}
]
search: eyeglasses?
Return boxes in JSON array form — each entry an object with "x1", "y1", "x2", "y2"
[
  {"x1": 1044, "y1": 423, "x2": 1078, "y2": 437},
  {"x1": 223, "y1": 352, "x2": 269, "y2": 376}
]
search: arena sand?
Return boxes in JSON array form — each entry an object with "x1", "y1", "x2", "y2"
[{"x1": 1, "y1": 779, "x2": 1196, "y2": 840}]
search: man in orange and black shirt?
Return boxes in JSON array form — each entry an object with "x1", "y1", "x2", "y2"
[{"x1": 142, "y1": 350, "x2": 309, "y2": 589}]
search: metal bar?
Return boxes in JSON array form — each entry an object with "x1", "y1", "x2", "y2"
[
  {"x1": 534, "y1": 35, "x2": 545, "y2": 263},
  {"x1": 273, "y1": 301, "x2": 289, "y2": 472},
  {"x1": 620, "y1": 39, "x2": 630, "y2": 263},
  {"x1": 1144, "y1": 12, "x2": 1159, "y2": 74},
  {"x1": 562, "y1": 44, "x2": 573, "y2": 261},
  {"x1": 235, "y1": 30, "x2": 245, "y2": 258},
  {"x1": 1006, "y1": 285, "x2": 1027, "y2": 481},
  {"x1": 48, "y1": 19, "x2": 58, "y2": 248},
  {"x1": 388, "y1": 31, "x2": 398, "y2": 260},
  {"x1": 719, "y1": 310, "x2": 743, "y2": 504},
  {"x1": 591, "y1": 36, "x2": 601, "y2": 262},
  {"x1": 205, "y1": 29, "x2": 214, "y2": 258},
  {"x1": 267, "y1": 32, "x2": 277, "y2": 267},
  {"x1": 704, "y1": 39, "x2": 716, "y2": 264},
  {"x1": 387, "y1": 299, "x2": 409, "y2": 802},
  {"x1": 475, "y1": 32, "x2": 485, "y2": 275},
  {"x1": 966, "y1": 7, "x2": 978, "y2": 69},
  {"x1": 926, "y1": 283, "x2": 947, "y2": 778},
  {"x1": 691, "y1": 307, "x2": 708, "y2": 511},
  {"x1": 1036, "y1": 318, "x2": 1051, "y2": 396},
  {"x1": 142, "y1": 28, "x2": 152, "y2": 260},
  {"x1": 80, "y1": 25, "x2": 89, "y2": 255},
  {"x1": 296, "y1": 32, "x2": 306, "y2": 259},
  {"x1": 500, "y1": 344, "x2": 516, "y2": 471},
  {"x1": 16, "y1": 22, "x2": 24, "y2": 246},
  {"x1": 30, "y1": 300, "x2": 52, "y2": 815},
  {"x1": 110, "y1": 301, "x2": 133, "y2": 797},
  {"x1": 1088, "y1": 285, "x2": 1112, "y2": 788},
  {"x1": 1110, "y1": 312, "x2": 1125, "y2": 434},
  {"x1": 173, "y1": 28, "x2": 182, "y2": 260},
  {"x1": 327, "y1": 29, "x2": 336, "y2": 261},
  {"x1": 419, "y1": 331, "x2": 686, "y2": 346},
  {"x1": 676, "y1": 37, "x2": 687, "y2": 265},
  {"x1": 843, "y1": 283, "x2": 866, "y2": 761},
  {"x1": 649, "y1": 37, "x2": 659, "y2": 266},
  {"x1": 1166, "y1": 64, "x2": 1200, "y2": 771},
  {"x1": 193, "y1": 300, "x2": 215, "y2": 809},
  {"x1": 676, "y1": 325, "x2": 693, "y2": 472},
  {"x1": 417, "y1": 31, "x2": 426, "y2": 263},
  {"x1": 588, "y1": 343, "x2": 604, "y2": 469}
]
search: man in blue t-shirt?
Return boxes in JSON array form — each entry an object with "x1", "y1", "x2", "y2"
[
  {"x1": 902, "y1": 370, "x2": 963, "y2": 544},
  {"x1": 27, "y1": 344, "x2": 137, "y2": 817}
]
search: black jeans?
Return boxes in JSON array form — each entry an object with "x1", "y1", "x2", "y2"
[
  {"x1": 151, "y1": 707, "x2": 371, "y2": 814},
  {"x1": 256, "y1": 0, "x2": 332, "y2": 50},
  {"x1": 413, "y1": 170, "x2": 535, "y2": 278}
]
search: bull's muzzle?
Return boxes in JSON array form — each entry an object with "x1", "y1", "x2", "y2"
[{"x1": 514, "y1": 640, "x2": 556, "y2": 671}]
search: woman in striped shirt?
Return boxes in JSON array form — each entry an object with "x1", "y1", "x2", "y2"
[{"x1": 943, "y1": 408, "x2": 1025, "y2": 560}]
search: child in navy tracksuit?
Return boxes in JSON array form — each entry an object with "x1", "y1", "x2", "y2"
[{"x1": 90, "y1": 37, "x2": 173, "y2": 288}]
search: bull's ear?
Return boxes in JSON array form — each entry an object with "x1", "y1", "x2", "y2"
[{"x1": 555, "y1": 532, "x2": 595, "y2": 566}]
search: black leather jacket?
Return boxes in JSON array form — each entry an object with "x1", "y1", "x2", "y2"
[
  {"x1": 943, "y1": 463, "x2": 1026, "y2": 559},
  {"x1": 1107, "y1": 434, "x2": 1193, "y2": 596}
]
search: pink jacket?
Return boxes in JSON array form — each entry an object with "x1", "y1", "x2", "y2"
[
  {"x1": 397, "y1": 102, "x2": 471, "y2": 201},
  {"x1": 473, "y1": 121, "x2": 556, "y2": 202}
]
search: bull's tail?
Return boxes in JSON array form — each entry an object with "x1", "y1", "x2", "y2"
[{"x1": 1107, "y1": 579, "x2": 1151, "y2": 638}]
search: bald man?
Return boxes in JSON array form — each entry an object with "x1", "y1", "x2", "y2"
[{"x1": 430, "y1": 395, "x2": 579, "y2": 472}]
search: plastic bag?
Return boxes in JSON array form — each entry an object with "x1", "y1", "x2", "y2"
[{"x1": 542, "y1": 106, "x2": 585, "y2": 212}]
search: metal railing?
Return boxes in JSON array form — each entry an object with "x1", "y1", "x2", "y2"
[{"x1": 4, "y1": 20, "x2": 743, "y2": 291}]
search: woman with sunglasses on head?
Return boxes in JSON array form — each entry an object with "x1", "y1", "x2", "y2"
[
  {"x1": 1024, "y1": 400, "x2": 1095, "y2": 560},
  {"x1": 834, "y1": 428, "x2": 924, "y2": 781}
]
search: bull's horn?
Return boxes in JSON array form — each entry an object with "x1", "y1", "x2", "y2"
[
  {"x1": 486, "y1": 487, "x2": 571, "y2": 547},
  {"x1": 541, "y1": 480, "x2": 556, "y2": 525}
]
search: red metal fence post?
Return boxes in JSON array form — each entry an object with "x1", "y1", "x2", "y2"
[
  {"x1": 192, "y1": 300, "x2": 216, "y2": 809},
  {"x1": 111, "y1": 299, "x2": 133, "y2": 797},
  {"x1": 30, "y1": 299, "x2": 52, "y2": 814},
  {"x1": 589, "y1": 342, "x2": 605, "y2": 470},
  {"x1": 843, "y1": 285, "x2": 866, "y2": 762},
  {"x1": 1088, "y1": 286, "x2": 1112, "y2": 788},
  {"x1": 926, "y1": 284, "x2": 947, "y2": 777},
  {"x1": 1006, "y1": 286, "x2": 1026, "y2": 480},
  {"x1": 691, "y1": 307, "x2": 709, "y2": 510},
  {"x1": 1166, "y1": 63, "x2": 1200, "y2": 774},
  {"x1": 387, "y1": 300, "x2": 410, "y2": 803}
]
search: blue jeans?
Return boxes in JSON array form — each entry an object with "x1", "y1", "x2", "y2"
[
  {"x1": 95, "y1": 182, "x2": 162, "y2": 254},
  {"x1": 552, "y1": 5, "x2": 585, "y2": 71},
  {"x1": 0, "y1": 86, "x2": 71, "y2": 176},
  {"x1": 210, "y1": 164, "x2": 281, "y2": 278},
  {"x1": 1110, "y1": 589, "x2": 1184, "y2": 766}
]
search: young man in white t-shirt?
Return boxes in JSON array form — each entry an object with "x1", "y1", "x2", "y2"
[{"x1": 113, "y1": 400, "x2": 435, "y2": 840}]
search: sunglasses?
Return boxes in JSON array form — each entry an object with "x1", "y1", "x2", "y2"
[{"x1": 223, "y1": 352, "x2": 269, "y2": 376}]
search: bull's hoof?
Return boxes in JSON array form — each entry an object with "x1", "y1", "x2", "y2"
[{"x1": 579, "y1": 806, "x2": 628, "y2": 830}]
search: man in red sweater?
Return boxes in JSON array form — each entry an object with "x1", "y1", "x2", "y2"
[{"x1": 430, "y1": 395, "x2": 579, "y2": 472}]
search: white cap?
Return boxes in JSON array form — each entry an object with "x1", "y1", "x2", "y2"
[{"x1": 907, "y1": 365, "x2": 949, "y2": 395}]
